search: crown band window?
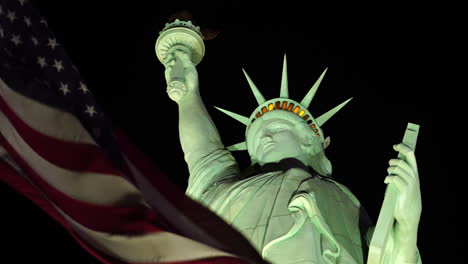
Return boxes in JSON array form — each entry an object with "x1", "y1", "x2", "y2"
[
  {"x1": 275, "y1": 101, "x2": 281, "y2": 109},
  {"x1": 247, "y1": 100, "x2": 323, "y2": 136}
]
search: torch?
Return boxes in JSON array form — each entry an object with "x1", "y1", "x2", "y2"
[{"x1": 155, "y1": 19, "x2": 205, "y2": 102}]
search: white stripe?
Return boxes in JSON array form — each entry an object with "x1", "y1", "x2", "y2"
[
  {"x1": 0, "y1": 77, "x2": 96, "y2": 145},
  {"x1": 0, "y1": 110, "x2": 144, "y2": 206},
  {"x1": 1, "y1": 156, "x2": 236, "y2": 263},
  {"x1": 62, "y1": 212, "x2": 235, "y2": 263}
]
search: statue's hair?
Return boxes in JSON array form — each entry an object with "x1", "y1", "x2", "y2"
[{"x1": 292, "y1": 121, "x2": 332, "y2": 177}]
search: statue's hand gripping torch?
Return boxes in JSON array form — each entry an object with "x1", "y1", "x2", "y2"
[{"x1": 155, "y1": 20, "x2": 205, "y2": 102}]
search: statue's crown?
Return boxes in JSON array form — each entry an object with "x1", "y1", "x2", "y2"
[
  {"x1": 215, "y1": 55, "x2": 352, "y2": 151},
  {"x1": 159, "y1": 19, "x2": 203, "y2": 38}
]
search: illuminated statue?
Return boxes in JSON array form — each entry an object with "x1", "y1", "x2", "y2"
[{"x1": 156, "y1": 20, "x2": 422, "y2": 264}]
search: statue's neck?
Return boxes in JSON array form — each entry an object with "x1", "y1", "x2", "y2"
[
  {"x1": 257, "y1": 152, "x2": 312, "y2": 170},
  {"x1": 240, "y1": 157, "x2": 317, "y2": 180},
  {"x1": 261, "y1": 157, "x2": 312, "y2": 173}
]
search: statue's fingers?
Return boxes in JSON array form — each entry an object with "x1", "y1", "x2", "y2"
[
  {"x1": 394, "y1": 143, "x2": 418, "y2": 173},
  {"x1": 174, "y1": 50, "x2": 193, "y2": 67},
  {"x1": 185, "y1": 69, "x2": 197, "y2": 81},
  {"x1": 164, "y1": 59, "x2": 176, "y2": 69},
  {"x1": 389, "y1": 159, "x2": 415, "y2": 178},
  {"x1": 384, "y1": 175, "x2": 406, "y2": 193},
  {"x1": 164, "y1": 66, "x2": 172, "y2": 83},
  {"x1": 163, "y1": 54, "x2": 175, "y2": 66},
  {"x1": 174, "y1": 50, "x2": 190, "y2": 60},
  {"x1": 387, "y1": 166, "x2": 411, "y2": 184}
]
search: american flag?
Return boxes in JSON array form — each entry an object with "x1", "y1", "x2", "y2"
[{"x1": 0, "y1": 0, "x2": 266, "y2": 263}]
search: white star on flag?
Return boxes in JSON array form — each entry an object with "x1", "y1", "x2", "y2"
[
  {"x1": 53, "y1": 59, "x2": 63, "y2": 72},
  {"x1": 78, "y1": 82, "x2": 89, "y2": 94},
  {"x1": 7, "y1": 10, "x2": 16, "y2": 22},
  {"x1": 31, "y1": 36, "x2": 39, "y2": 45},
  {"x1": 24, "y1": 16, "x2": 31, "y2": 27},
  {"x1": 47, "y1": 38, "x2": 59, "y2": 50},
  {"x1": 10, "y1": 34, "x2": 22, "y2": 46},
  {"x1": 37, "y1": 56, "x2": 47, "y2": 68},
  {"x1": 17, "y1": 0, "x2": 27, "y2": 6},
  {"x1": 85, "y1": 105, "x2": 97, "y2": 117},
  {"x1": 39, "y1": 18, "x2": 48, "y2": 27},
  {"x1": 59, "y1": 83, "x2": 70, "y2": 95}
]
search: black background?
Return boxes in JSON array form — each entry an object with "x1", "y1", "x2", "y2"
[{"x1": 1, "y1": 1, "x2": 453, "y2": 263}]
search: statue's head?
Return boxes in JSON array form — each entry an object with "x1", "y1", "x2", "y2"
[
  {"x1": 245, "y1": 110, "x2": 332, "y2": 176},
  {"x1": 214, "y1": 55, "x2": 351, "y2": 177}
]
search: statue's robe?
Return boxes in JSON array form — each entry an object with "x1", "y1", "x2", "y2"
[{"x1": 185, "y1": 149, "x2": 421, "y2": 264}]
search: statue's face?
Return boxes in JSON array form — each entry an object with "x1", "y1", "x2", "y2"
[
  {"x1": 246, "y1": 111, "x2": 330, "y2": 175},
  {"x1": 250, "y1": 119, "x2": 305, "y2": 165}
]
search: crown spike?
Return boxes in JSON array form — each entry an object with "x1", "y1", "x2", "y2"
[
  {"x1": 280, "y1": 54, "x2": 289, "y2": 98},
  {"x1": 316, "y1": 98, "x2": 352, "y2": 127},
  {"x1": 214, "y1": 106, "x2": 249, "y2": 125},
  {"x1": 300, "y1": 67, "x2": 328, "y2": 108},
  {"x1": 227, "y1": 141, "x2": 247, "y2": 151},
  {"x1": 242, "y1": 68, "x2": 266, "y2": 105}
]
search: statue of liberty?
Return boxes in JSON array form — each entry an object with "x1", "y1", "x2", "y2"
[{"x1": 157, "y1": 20, "x2": 422, "y2": 264}]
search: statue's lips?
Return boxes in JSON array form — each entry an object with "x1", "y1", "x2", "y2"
[{"x1": 261, "y1": 142, "x2": 275, "y2": 153}]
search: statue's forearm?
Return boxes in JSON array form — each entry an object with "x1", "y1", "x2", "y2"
[
  {"x1": 391, "y1": 224, "x2": 419, "y2": 263},
  {"x1": 177, "y1": 92, "x2": 224, "y2": 164}
]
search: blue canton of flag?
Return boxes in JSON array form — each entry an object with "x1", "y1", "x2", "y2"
[{"x1": 0, "y1": 0, "x2": 122, "y2": 166}]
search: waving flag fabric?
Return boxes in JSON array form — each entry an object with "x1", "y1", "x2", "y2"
[{"x1": 0, "y1": 0, "x2": 265, "y2": 263}]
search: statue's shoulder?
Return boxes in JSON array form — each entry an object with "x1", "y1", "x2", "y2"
[{"x1": 324, "y1": 178, "x2": 362, "y2": 208}]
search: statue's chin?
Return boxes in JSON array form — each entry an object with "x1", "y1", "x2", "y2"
[
  {"x1": 257, "y1": 154, "x2": 308, "y2": 167},
  {"x1": 254, "y1": 158, "x2": 313, "y2": 174},
  {"x1": 256, "y1": 153, "x2": 284, "y2": 166}
]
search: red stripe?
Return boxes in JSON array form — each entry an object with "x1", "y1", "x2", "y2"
[
  {"x1": 0, "y1": 133, "x2": 162, "y2": 234},
  {"x1": 0, "y1": 93, "x2": 120, "y2": 175}
]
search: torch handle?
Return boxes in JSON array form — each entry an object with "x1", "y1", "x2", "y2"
[{"x1": 166, "y1": 46, "x2": 192, "y2": 102}]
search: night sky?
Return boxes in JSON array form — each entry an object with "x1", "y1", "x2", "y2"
[{"x1": 1, "y1": 1, "x2": 450, "y2": 263}]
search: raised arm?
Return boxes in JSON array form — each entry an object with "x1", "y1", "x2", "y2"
[
  {"x1": 165, "y1": 51, "x2": 223, "y2": 160},
  {"x1": 164, "y1": 50, "x2": 239, "y2": 200}
]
